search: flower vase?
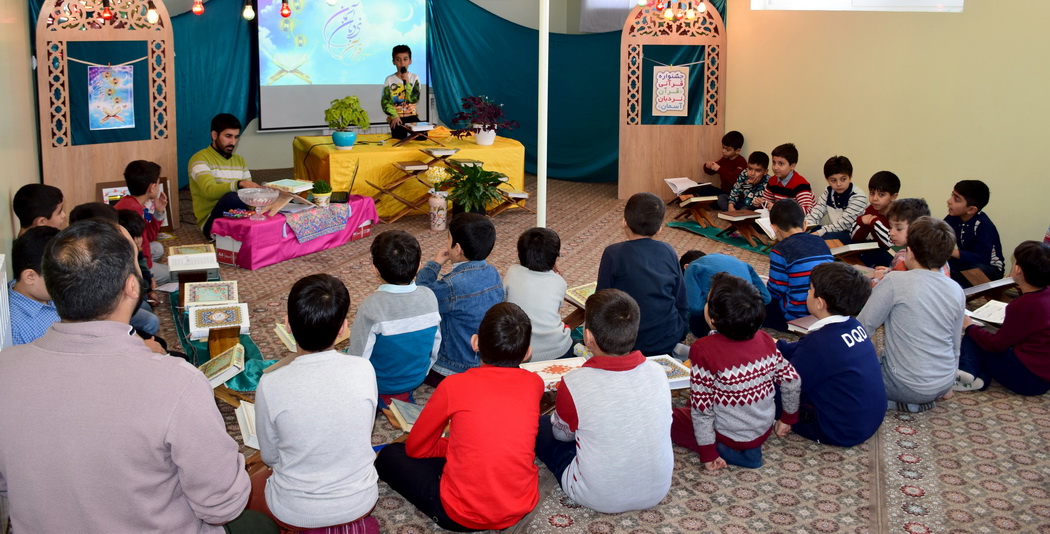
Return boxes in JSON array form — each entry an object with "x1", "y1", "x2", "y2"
[
  {"x1": 332, "y1": 130, "x2": 357, "y2": 150},
  {"x1": 313, "y1": 192, "x2": 332, "y2": 208},
  {"x1": 472, "y1": 124, "x2": 497, "y2": 146},
  {"x1": 429, "y1": 191, "x2": 448, "y2": 231}
]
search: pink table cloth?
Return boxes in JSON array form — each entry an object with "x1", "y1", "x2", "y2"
[{"x1": 211, "y1": 195, "x2": 378, "y2": 270}]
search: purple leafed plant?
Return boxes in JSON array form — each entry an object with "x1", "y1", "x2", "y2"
[{"x1": 450, "y1": 95, "x2": 519, "y2": 138}]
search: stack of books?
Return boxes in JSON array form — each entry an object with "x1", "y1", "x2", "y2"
[{"x1": 168, "y1": 244, "x2": 220, "y2": 282}]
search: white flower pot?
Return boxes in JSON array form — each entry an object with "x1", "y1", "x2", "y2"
[{"x1": 473, "y1": 124, "x2": 497, "y2": 146}]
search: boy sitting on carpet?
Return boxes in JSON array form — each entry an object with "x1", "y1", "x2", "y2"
[
  {"x1": 762, "y1": 143, "x2": 814, "y2": 215},
  {"x1": 945, "y1": 179, "x2": 1005, "y2": 288},
  {"x1": 348, "y1": 230, "x2": 441, "y2": 408},
  {"x1": 12, "y1": 183, "x2": 65, "y2": 237},
  {"x1": 115, "y1": 160, "x2": 170, "y2": 284},
  {"x1": 504, "y1": 227, "x2": 574, "y2": 361},
  {"x1": 672, "y1": 273, "x2": 801, "y2": 469},
  {"x1": 718, "y1": 151, "x2": 770, "y2": 212},
  {"x1": 804, "y1": 155, "x2": 868, "y2": 240},
  {"x1": 8, "y1": 226, "x2": 61, "y2": 345},
  {"x1": 776, "y1": 263, "x2": 885, "y2": 447},
  {"x1": 375, "y1": 302, "x2": 543, "y2": 531},
  {"x1": 535, "y1": 289, "x2": 673, "y2": 513},
  {"x1": 765, "y1": 200, "x2": 834, "y2": 331},
  {"x1": 703, "y1": 130, "x2": 748, "y2": 195},
  {"x1": 250, "y1": 274, "x2": 380, "y2": 533},
  {"x1": 849, "y1": 171, "x2": 900, "y2": 267}
]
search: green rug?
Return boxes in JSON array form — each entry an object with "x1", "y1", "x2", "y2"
[{"x1": 667, "y1": 220, "x2": 771, "y2": 255}]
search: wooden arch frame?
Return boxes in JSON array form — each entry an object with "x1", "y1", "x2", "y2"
[
  {"x1": 36, "y1": 0, "x2": 179, "y2": 225},
  {"x1": 618, "y1": 4, "x2": 727, "y2": 199}
]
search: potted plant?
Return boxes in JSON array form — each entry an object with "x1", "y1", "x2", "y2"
[
  {"x1": 444, "y1": 164, "x2": 508, "y2": 214},
  {"x1": 324, "y1": 95, "x2": 370, "y2": 150},
  {"x1": 312, "y1": 179, "x2": 333, "y2": 208},
  {"x1": 449, "y1": 95, "x2": 518, "y2": 146}
]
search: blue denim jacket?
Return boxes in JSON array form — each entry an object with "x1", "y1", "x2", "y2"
[{"x1": 416, "y1": 260, "x2": 504, "y2": 375}]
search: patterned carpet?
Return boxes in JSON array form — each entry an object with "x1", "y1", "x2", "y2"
[{"x1": 153, "y1": 173, "x2": 1050, "y2": 534}]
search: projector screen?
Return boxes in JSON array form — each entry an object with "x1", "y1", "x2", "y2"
[{"x1": 257, "y1": 0, "x2": 429, "y2": 130}]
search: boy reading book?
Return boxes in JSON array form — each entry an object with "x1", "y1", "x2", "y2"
[
  {"x1": 775, "y1": 263, "x2": 885, "y2": 447},
  {"x1": 703, "y1": 130, "x2": 748, "y2": 194},
  {"x1": 114, "y1": 160, "x2": 169, "y2": 284},
  {"x1": 945, "y1": 179, "x2": 1005, "y2": 288},
  {"x1": 804, "y1": 156, "x2": 868, "y2": 239},
  {"x1": 375, "y1": 302, "x2": 543, "y2": 531},
  {"x1": 535, "y1": 289, "x2": 673, "y2": 513},
  {"x1": 12, "y1": 183, "x2": 65, "y2": 237},
  {"x1": 8, "y1": 226, "x2": 61, "y2": 345},
  {"x1": 956, "y1": 241, "x2": 1050, "y2": 395},
  {"x1": 348, "y1": 230, "x2": 441, "y2": 408},
  {"x1": 684, "y1": 251, "x2": 770, "y2": 338},
  {"x1": 765, "y1": 200, "x2": 834, "y2": 331},
  {"x1": 717, "y1": 151, "x2": 770, "y2": 212},
  {"x1": 671, "y1": 273, "x2": 801, "y2": 469},
  {"x1": 762, "y1": 143, "x2": 814, "y2": 215},
  {"x1": 504, "y1": 227, "x2": 574, "y2": 361},
  {"x1": 250, "y1": 274, "x2": 380, "y2": 532}
]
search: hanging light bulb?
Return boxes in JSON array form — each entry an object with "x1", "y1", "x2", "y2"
[
  {"x1": 280, "y1": 0, "x2": 291, "y2": 17},
  {"x1": 191, "y1": 0, "x2": 204, "y2": 14},
  {"x1": 663, "y1": 6, "x2": 675, "y2": 19},
  {"x1": 697, "y1": 1, "x2": 707, "y2": 12},
  {"x1": 146, "y1": 0, "x2": 159, "y2": 23},
  {"x1": 100, "y1": 0, "x2": 113, "y2": 20},
  {"x1": 675, "y1": 2, "x2": 686, "y2": 19},
  {"x1": 637, "y1": 0, "x2": 647, "y2": 6},
  {"x1": 242, "y1": 0, "x2": 255, "y2": 20}
]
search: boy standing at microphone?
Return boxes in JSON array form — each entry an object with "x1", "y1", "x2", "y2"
[{"x1": 382, "y1": 44, "x2": 422, "y2": 140}]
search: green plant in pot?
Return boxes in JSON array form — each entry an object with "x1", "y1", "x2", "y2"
[
  {"x1": 324, "y1": 95, "x2": 370, "y2": 150},
  {"x1": 445, "y1": 165, "x2": 507, "y2": 214},
  {"x1": 312, "y1": 179, "x2": 333, "y2": 207}
]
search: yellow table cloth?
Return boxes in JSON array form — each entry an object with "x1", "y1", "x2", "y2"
[{"x1": 292, "y1": 134, "x2": 525, "y2": 219}]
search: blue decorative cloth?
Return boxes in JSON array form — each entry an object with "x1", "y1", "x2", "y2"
[{"x1": 283, "y1": 204, "x2": 350, "y2": 244}]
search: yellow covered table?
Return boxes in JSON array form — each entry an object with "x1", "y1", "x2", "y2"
[{"x1": 293, "y1": 134, "x2": 525, "y2": 220}]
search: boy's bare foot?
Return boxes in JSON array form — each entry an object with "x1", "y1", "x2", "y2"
[{"x1": 939, "y1": 390, "x2": 954, "y2": 401}]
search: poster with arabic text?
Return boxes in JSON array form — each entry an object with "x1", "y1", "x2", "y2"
[{"x1": 652, "y1": 66, "x2": 688, "y2": 117}]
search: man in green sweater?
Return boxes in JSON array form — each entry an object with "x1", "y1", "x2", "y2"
[{"x1": 188, "y1": 113, "x2": 260, "y2": 236}]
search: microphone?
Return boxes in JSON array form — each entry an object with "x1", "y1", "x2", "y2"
[{"x1": 399, "y1": 66, "x2": 407, "y2": 74}]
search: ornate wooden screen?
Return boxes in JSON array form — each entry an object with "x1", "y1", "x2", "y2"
[
  {"x1": 619, "y1": 5, "x2": 727, "y2": 199},
  {"x1": 36, "y1": 0, "x2": 179, "y2": 225}
]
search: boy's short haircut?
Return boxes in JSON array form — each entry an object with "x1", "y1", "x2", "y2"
[
  {"x1": 771, "y1": 143, "x2": 799, "y2": 165},
  {"x1": 810, "y1": 262, "x2": 871, "y2": 316},
  {"x1": 823, "y1": 156, "x2": 853, "y2": 178},
  {"x1": 906, "y1": 216, "x2": 956, "y2": 269},
  {"x1": 1013, "y1": 240, "x2": 1050, "y2": 288},
  {"x1": 706, "y1": 272, "x2": 765, "y2": 341},
  {"x1": 953, "y1": 179, "x2": 990, "y2": 211},
  {"x1": 370, "y1": 230, "x2": 421, "y2": 285},
  {"x1": 13, "y1": 184, "x2": 64, "y2": 228},
  {"x1": 623, "y1": 192, "x2": 665, "y2": 236},
  {"x1": 721, "y1": 131, "x2": 744, "y2": 150},
  {"x1": 680, "y1": 250, "x2": 705, "y2": 272},
  {"x1": 12, "y1": 226, "x2": 61, "y2": 281},
  {"x1": 476, "y1": 302, "x2": 532, "y2": 367},
  {"x1": 517, "y1": 227, "x2": 561, "y2": 272},
  {"x1": 584, "y1": 289, "x2": 640, "y2": 356},
  {"x1": 769, "y1": 199, "x2": 805, "y2": 231},
  {"x1": 868, "y1": 171, "x2": 901, "y2": 195},
  {"x1": 747, "y1": 151, "x2": 770, "y2": 170},
  {"x1": 886, "y1": 198, "x2": 931, "y2": 224},
  {"x1": 69, "y1": 202, "x2": 118, "y2": 224},
  {"x1": 117, "y1": 209, "x2": 145, "y2": 240},
  {"x1": 288, "y1": 274, "x2": 350, "y2": 352},
  {"x1": 210, "y1": 113, "x2": 241, "y2": 134},
  {"x1": 448, "y1": 213, "x2": 496, "y2": 261},
  {"x1": 123, "y1": 160, "x2": 162, "y2": 196},
  {"x1": 392, "y1": 44, "x2": 412, "y2": 59}
]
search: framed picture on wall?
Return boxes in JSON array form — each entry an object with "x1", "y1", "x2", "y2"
[{"x1": 96, "y1": 178, "x2": 174, "y2": 232}]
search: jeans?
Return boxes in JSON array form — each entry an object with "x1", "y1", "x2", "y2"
[
  {"x1": 959, "y1": 336, "x2": 1050, "y2": 396},
  {"x1": 534, "y1": 415, "x2": 575, "y2": 487},
  {"x1": 716, "y1": 442, "x2": 763, "y2": 469},
  {"x1": 204, "y1": 191, "x2": 250, "y2": 237},
  {"x1": 374, "y1": 443, "x2": 479, "y2": 532},
  {"x1": 131, "y1": 302, "x2": 159, "y2": 335}
]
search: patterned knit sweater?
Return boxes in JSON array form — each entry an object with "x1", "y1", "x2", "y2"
[
  {"x1": 688, "y1": 331, "x2": 800, "y2": 463},
  {"x1": 850, "y1": 205, "x2": 893, "y2": 249},
  {"x1": 805, "y1": 185, "x2": 869, "y2": 236},
  {"x1": 767, "y1": 233, "x2": 834, "y2": 321},
  {"x1": 762, "y1": 171, "x2": 815, "y2": 214}
]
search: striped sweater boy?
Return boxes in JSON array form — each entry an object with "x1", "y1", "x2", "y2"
[
  {"x1": 767, "y1": 232, "x2": 834, "y2": 321},
  {"x1": 762, "y1": 171, "x2": 815, "y2": 215}
]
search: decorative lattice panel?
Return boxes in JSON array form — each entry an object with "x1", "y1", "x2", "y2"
[
  {"x1": 43, "y1": 0, "x2": 165, "y2": 31},
  {"x1": 45, "y1": 41, "x2": 70, "y2": 147},
  {"x1": 150, "y1": 39, "x2": 169, "y2": 139},
  {"x1": 705, "y1": 44, "x2": 719, "y2": 125},
  {"x1": 626, "y1": 7, "x2": 721, "y2": 39}
]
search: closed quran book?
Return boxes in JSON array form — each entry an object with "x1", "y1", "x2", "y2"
[
  {"x1": 680, "y1": 195, "x2": 719, "y2": 206},
  {"x1": 787, "y1": 314, "x2": 820, "y2": 335},
  {"x1": 830, "y1": 242, "x2": 879, "y2": 256},
  {"x1": 189, "y1": 303, "x2": 250, "y2": 341},
  {"x1": 198, "y1": 343, "x2": 245, "y2": 388},
  {"x1": 448, "y1": 158, "x2": 483, "y2": 168},
  {"x1": 647, "y1": 355, "x2": 691, "y2": 389},
  {"x1": 718, "y1": 210, "x2": 761, "y2": 222},
  {"x1": 420, "y1": 147, "x2": 459, "y2": 157},
  {"x1": 168, "y1": 251, "x2": 220, "y2": 282},
  {"x1": 169, "y1": 244, "x2": 215, "y2": 256},
  {"x1": 405, "y1": 122, "x2": 435, "y2": 132},
  {"x1": 184, "y1": 281, "x2": 239, "y2": 308},
  {"x1": 274, "y1": 323, "x2": 297, "y2": 352},
  {"x1": 520, "y1": 357, "x2": 588, "y2": 392},
  {"x1": 500, "y1": 187, "x2": 529, "y2": 200},
  {"x1": 265, "y1": 179, "x2": 313, "y2": 194},
  {"x1": 565, "y1": 282, "x2": 597, "y2": 308},
  {"x1": 389, "y1": 399, "x2": 424, "y2": 432},
  {"x1": 234, "y1": 401, "x2": 259, "y2": 449},
  {"x1": 964, "y1": 277, "x2": 1016, "y2": 298},
  {"x1": 396, "y1": 160, "x2": 429, "y2": 172}
]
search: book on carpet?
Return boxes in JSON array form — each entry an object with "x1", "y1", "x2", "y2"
[
  {"x1": 265, "y1": 179, "x2": 313, "y2": 194},
  {"x1": 198, "y1": 343, "x2": 245, "y2": 388},
  {"x1": 420, "y1": 147, "x2": 459, "y2": 157},
  {"x1": 565, "y1": 282, "x2": 597, "y2": 308},
  {"x1": 967, "y1": 300, "x2": 1008, "y2": 325},
  {"x1": 520, "y1": 357, "x2": 588, "y2": 391},
  {"x1": 183, "y1": 281, "x2": 239, "y2": 308},
  {"x1": 830, "y1": 242, "x2": 880, "y2": 256},
  {"x1": 405, "y1": 121, "x2": 434, "y2": 132},
  {"x1": 189, "y1": 303, "x2": 250, "y2": 341},
  {"x1": 963, "y1": 277, "x2": 1017, "y2": 298},
  {"x1": 448, "y1": 158, "x2": 483, "y2": 168},
  {"x1": 679, "y1": 194, "x2": 719, "y2": 207},
  {"x1": 787, "y1": 314, "x2": 820, "y2": 335},
  {"x1": 647, "y1": 355, "x2": 691, "y2": 389},
  {"x1": 388, "y1": 399, "x2": 424, "y2": 432},
  {"x1": 718, "y1": 210, "x2": 761, "y2": 222},
  {"x1": 664, "y1": 177, "x2": 703, "y2": 196},
  {"x1": 234, "y1": 401, "x2": 259, "y2": 449},
  {"x1": 396, "y1": 160, "x2": 429, "y2": 172}
]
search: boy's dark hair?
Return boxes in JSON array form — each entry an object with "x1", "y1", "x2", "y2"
[
  {"x1": 747, "y1": 151, "x2": 769, "y2": 170},
  {"x1": 886, "y1": 198, "x2": 931, "y2": 224},
  {"x1": 680, "y1": 250, "x2": 705, "y2": 272},
  {"x1": 624, "y1": 192, "x2": 664, "y2": 236},
  {"x1": 477, "y1": 302, "x2": 532, "y2": 367},
  {"x1": 953, "y1": 179, "x2": 990, "y2": 211},
  {"x1": 117, "y1": 209, "x2": 145, "y2": 239},
  {"x1": 210, "y1": 113, "x2": 241, "y2": 134},
  {"x1": 370, "y1": 230, "x2": 421, "y2": 285},
  {"x1": 584, "y1": 289, "x2": 640, "y2": 356},
  {"x1": 13, "y1": 184, "x2": 64, "y2": 228},
  {"x1": 771, "y1": 143, "x2": 799, "y2": 165},
  {"x1": 906, "y1": 217, "x2": 955, "y2": 269},
  {"x1": 868, "y1": 171, "x2": 901, "y2": 195},
  {"x1": 823, "y1": 156, "x2": 853, "y2": 179},
  {"x1": 721, "y1": 131, "x2": 744, "y2": 150},
  {"x1": 517, "y1": 227, "x2": 561, "y2": 272},
  {"x1": 810, "y1": 262, "x2": 871, "y2": 316},
  {"x1": 769, "y1": 199, "x2": 805, "y2": 231},
  {"x1": 288, "y1": 274, "x2": 350, "y2": 352},
  {"x1": 12, "y1": 226, "x2": 61, "y2": 281},
  {"x1": 706, "y1": 272, "x2": 765, "y2": 341},
  {"x1": 43, "y1": 220, "x2": 137, "y2": 322},
  {"x1": 123, "y1": 160, "x2": 162, "y2": 196},
  {"x1": 69, "y1": 202, "x2": 118, "y2": 224},
  {"x1": 392, "y1": 44, "x2": 412, "y2": 59},
  {"x1": 1013, "y1": 240, "x2": 1050, "y2": 288},
  {"x1": 448, "y1": 213, "x2": 496, "y2": 261}
]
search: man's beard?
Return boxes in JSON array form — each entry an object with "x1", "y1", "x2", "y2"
[{"x1": 213, "y1": 142, "x2": 235, "y2": 156}]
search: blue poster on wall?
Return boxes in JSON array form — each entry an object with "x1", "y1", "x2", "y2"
[{"x1": 88, "y1": 65, "x2": 135, "y2": 130}]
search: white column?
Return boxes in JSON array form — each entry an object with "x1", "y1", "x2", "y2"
[{"x1": 537, "y1": 0, "x2": 550, "y2": 227}]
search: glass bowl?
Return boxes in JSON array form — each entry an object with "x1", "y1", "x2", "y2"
[{"x1": 237, "y1": 188, "x2": 280, "y2": 220}]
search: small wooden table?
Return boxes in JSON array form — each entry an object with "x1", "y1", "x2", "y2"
[{"x1": 716, "y1": 210, "x2": 769, "y2": 248}]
